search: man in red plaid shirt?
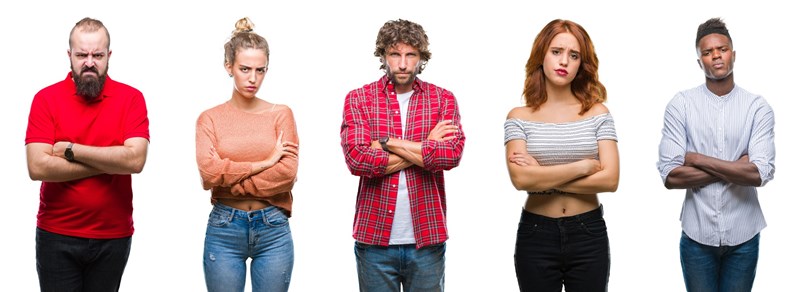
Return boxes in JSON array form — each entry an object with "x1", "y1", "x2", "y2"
[{"x1": 340, "y1": 19, "x2": 465, "y2": 291}]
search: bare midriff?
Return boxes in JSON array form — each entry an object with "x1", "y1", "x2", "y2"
[
  {"x1": 216, "y1": 198, "x2": 271, "y2": 212},
  {"x1": 524, "y1": 193, "x2": 600, "y2": 218}
]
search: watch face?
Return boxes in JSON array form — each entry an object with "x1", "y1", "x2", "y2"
[{"x1": 65, "y1": 146, "x2": 74, "y2": 161}]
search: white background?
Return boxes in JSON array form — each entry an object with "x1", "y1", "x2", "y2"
[{"x1": 1, "y1": 1, "x2": 789, "y2": 291}]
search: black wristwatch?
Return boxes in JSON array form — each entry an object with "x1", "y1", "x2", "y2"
[
  {"x1": 65, "y1": 142, "x2": 75, "y2": 162},
  {"x1": 379, "y1": 137, "x2": 390, "y2": 152}
]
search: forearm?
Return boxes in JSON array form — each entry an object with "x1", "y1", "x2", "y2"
[
  {"x1": 385, "y1": 153, "x2": 413, "y2": 174},
  {"x1": 27, "y1": 143, "x2": 103, "y2": 182},
  {"x1": 556, "y1": 169, "x2": 618, "y2": 194},
  {"x1": 70, "y1": 138, "x2": 148, "y2": 174},
  {"x1": 664, "y1": 166, "x2": 720, "y2": 189},
  {"x1": 236, "y1": 157, "x2": 298, "y2": 197},
  {"x1": 508, "y1": 162, "x2": 590, "y2": 192},
  {"x1": 687, "y1": 153, "x2": 761, "y2": 186},
  {"x1": 387, "y1": 138, "x2": 425, "y2": 167}
]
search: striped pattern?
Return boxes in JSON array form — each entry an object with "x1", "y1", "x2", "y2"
[
  {"x1": 504, "y1": 113, "x2": 617, "y2": 195},
  {"x1": 340, "y1": 75, "x2": 465, "y2": 248},
  {"x1": 657, "y1": 84, "x2": 776, "y2": 247}
]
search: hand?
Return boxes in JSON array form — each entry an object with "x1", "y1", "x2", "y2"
[
  {"x1": 52, "y1": 141, "x2": 71, "y2": 159},
  {"x1": 427, "y1": 120, "x2": 458, "y2": 141},
  {"x1": 738, "y1": 154, "x2": 750, "y2": 163},
  {"x1": 575, "y1": 159, "x2": 602, "y2": 176},
  {"x1": 684, "y1": 152, "x2": 702, "y2": 167},
  {"x1": 269, "y1": 131, "x2": 299, "y2": 163},
  {"x1": 508, "y1": 151, "x2": 539, "y2": 167},
  {"x1": 208, "y1": 146, "x2": 220, "y2": 160},
  {"x1": 370, "y1": 140, "x2": 382, "y2": 149},
  {"x1": 230, "y1": 183, "x2": 246, "y2": 195}
]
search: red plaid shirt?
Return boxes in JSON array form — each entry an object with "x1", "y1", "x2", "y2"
[{"x1": 341, "y1": 75, "x2": 465, "y2": 248}]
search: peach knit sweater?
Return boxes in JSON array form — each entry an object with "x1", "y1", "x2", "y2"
[{"x1": 196, "y1": 101, "x2": 298, "y2": 216}]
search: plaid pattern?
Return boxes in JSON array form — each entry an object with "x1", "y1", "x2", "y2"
[{"x1": 341, "y1": 75, "x2": 465, "y2": 248}]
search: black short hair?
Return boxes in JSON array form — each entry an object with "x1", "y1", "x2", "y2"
[{"x1": 696, "y1": 18, "x2": 731, "y2": 47}]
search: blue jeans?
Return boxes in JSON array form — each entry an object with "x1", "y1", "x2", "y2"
[
  {"x1": 514, "y1": 206, "x2": 610, "y2": 292},
  {"x1": 36, "y1": 227, "x2": 132, "y2": 292},
  {"x1": 355, "y1": 242, "x2": 445, "y2": 292},
  {"x1": 680, "y1": 231, "x2": 759, "y2": 292},
  {"x1": 203, "y1": 203, "x2": 293, "y2": 292}
]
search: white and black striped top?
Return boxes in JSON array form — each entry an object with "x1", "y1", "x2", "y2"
[
  {"x1": 657, "y1": 84, "x2": 776, "y2": 247},
  {"x1": 504, "y1": 113, "x2": 618, "y2": 195}
]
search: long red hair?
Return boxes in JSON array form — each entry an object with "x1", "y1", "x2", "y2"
[{"x1": 523, "y1": 19, "x2": 606, "y2": 115}]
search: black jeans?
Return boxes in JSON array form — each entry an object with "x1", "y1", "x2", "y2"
[
  {"x1": 36, "y1": 228, "x2": 132, "y2": 292},
  {"x1": 514, "y1": 205, "x2": 610, "y2": 292}
]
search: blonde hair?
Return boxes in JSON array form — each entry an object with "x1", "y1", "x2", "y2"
[{"x1": 224, "y1": 17, "x2": 270, "y2": 66}]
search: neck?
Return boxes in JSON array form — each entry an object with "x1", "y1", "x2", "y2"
[
  {"x1": 395, "y1": 83, "x2": 412, "y2": 94},
  {"x1": 545, "y1": 82, "x2": 577, "y2": 104},
  {"x1": 705, "y1": 74, "x2": 735, "y2": 96},
  {"x1": 229, "y1": 91, "x2": 262, "y2": 111}
]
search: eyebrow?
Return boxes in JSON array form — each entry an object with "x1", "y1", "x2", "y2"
[{"x1": 550, "y1": 46, "x2": 580, "y2": 54}]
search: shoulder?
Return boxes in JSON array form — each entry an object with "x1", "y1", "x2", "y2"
[
  {"x1": 272, "y1": 104, "x2": 295, "y2": 117},
  {"x1": 106, "y1": 77, "x2": 144, "y2": 98},
  {"x1": 507, "y1": 106, "x2": 532, "y2": 120},
  {"x1": 34, "y1": 78, "x2": 71, "y2": 100},
  {"x1": 197, "y1": 102, "x2": 228, "y2": 121},
  {"x1": 584, "y1": 103, "x2": 610, "y2": 117},
  {"x1": 420, "y1": 80, "x2": 454, "y2": 97}
]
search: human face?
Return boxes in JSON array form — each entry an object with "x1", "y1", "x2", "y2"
[
  {"x1": 384, "y1": 42, "x2": 421, "y2": 93},
  {"x1": 226, "y1": 48, "x2": 268, "y2": 99},
  {"x1": 542, "y1": 32, "x2": 581, "y2": 88},
  {"x1": 68, "y1": 29, "x2": 110, "y2": 101},
  {"x1": 697, "y1": 33, "x2": 735, "y2": 81}
]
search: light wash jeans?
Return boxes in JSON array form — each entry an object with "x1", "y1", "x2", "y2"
[
  {"x1": 204, "y1": 203, "x2": 293, "y2": 292},
  {"x1": 680, "y1": 231, "x2": 759, "y2": 292},
  {"x1": 355, "y1": 242, "x2": 445, "y2": 292}
]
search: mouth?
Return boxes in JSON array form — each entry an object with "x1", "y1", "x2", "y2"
[
  {"x1": 713, "y1": 63, "x2": 724, "y2": 69},
  {"x1": 555, "y1": 69, "x2": 568, "y2": 76}
]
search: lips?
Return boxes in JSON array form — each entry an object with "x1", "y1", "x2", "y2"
[{"x1": 555, "y1": 69, "x2": 568, "y2": 76}]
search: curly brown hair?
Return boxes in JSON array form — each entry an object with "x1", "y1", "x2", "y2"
[
  {"x1": 522, "y1": 19, "x2": 606, "y2": 115},
  {"x1": 224, "y1": 17, "x2": 270, "y2": 66},
  {"x1": 374, "y1": 19, "x2": 431, "y2": 73}
]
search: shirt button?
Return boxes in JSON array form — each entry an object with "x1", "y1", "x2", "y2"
[
  {"x1": 392, "y1": 185, "x2": 397, "y2": 188},
  {"x1": 388, "y1": 210, "x2": 393, "y2": 213}
]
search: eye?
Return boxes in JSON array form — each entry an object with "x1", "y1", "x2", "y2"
[
  {"x1": 702, "y1": 51, "x2": 710, "y2": 56},
  {"x1": 570, "y1": 53, "x2": 580, "y2": 60},
  {"x1": 551, "y1": 49, "x2": 560, "y2": 55},
  {"x1": 256, "y1": 68, "x2": 266, "y2": 73},
  {"x1": 240, "y1": 67, "x2": 249, "y2": 73}
]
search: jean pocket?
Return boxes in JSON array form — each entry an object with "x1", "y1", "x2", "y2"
[
  {"x1": 207, "y1": 209, "x2": 231, "y2": 227},
  {"x1": 579, "y1": 218, "x2": 607, "y2": 237},
  {"x1": 516, "y1": 222, "x2": 539, "y2": 240},
  {"x1": 264, "y1": 207, "x2": 289, "y2": 227}
]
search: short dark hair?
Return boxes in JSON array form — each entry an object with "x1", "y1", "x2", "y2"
[{"x1": 696, "y1": 18, "x2": 731, "y2": 47}]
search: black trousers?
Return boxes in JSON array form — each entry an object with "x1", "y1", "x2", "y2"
[
  {"x1": 514, "y1": 205, "x2": 610, "y2": 292},
  {"x1": 36, "y1": 228, "x2": 132, "y2": 292}
]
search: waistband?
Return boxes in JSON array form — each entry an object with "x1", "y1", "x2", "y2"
[
  {"x1": 520, "y1": 204, "x2": 604, "y2": 224},
  {"x1": 212, "y1": 202, "x2": 283, "y2": 220}
]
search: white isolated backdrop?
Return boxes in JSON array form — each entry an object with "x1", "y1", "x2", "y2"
[{"x1": 1, "y1": 1, "x2": 789, "y2": 291}]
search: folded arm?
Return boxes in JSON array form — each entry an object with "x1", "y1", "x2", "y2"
[
  {"x1": 26, "y1": 142, "x2": 103, "y2": 182},
  {"x1": 556, "y1": 140, "x2": 620, "y2": 194},
  {"x1": 505, "y1": 139, "x2": 601, "y2": 192}
]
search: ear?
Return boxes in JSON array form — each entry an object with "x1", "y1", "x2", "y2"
[
  {"x1": 225, "y1": 62, "x2": 232, "y2": 75},
  {"x1": 697, "y1": 59, "x2": 703, "y2": 69},
  {"x1": 732, "y1": 50, "x2": 736, "y2": 63},
  {"x1": 107, "y1": 50, "x2": 112, "y2": 58},
  {"x1": 67, "y1": 49, "x2": 71, "y2": 58}
]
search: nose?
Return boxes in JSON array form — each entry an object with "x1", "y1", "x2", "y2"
[
  {"x1": 559, "y1": 54, "x2": 568, "y2": 67},
  {"x1": 248, "y1": 71, "x2": 256, "y2": 83},
  {"x1": 85, "y1": 55, "x2": 95, "y2": 67},
  {"x1": 398, "y1": 56, "x2": 408, "y2": 70}
]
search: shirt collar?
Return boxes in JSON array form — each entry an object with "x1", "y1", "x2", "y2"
[{"x1": 378, "y1": 74, "x2": 425, "y2": 95}]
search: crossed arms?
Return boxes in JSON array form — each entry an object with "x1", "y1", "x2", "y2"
[{"x1": 26, "y1": 138, "x2": 149, "y2": 182}]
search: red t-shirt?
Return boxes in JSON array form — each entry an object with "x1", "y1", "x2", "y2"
[{"x1": 26, "y1": 72, "x2": 149, "y2": 239}]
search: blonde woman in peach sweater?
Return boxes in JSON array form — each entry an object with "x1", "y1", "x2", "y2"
[{"x1": 195, "y1": 17, "x2": 298, "y2": 292}]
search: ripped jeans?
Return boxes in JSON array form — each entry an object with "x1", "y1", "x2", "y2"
[{"x1": 203, "y1": 203, "x2": 293, "y2": 292}]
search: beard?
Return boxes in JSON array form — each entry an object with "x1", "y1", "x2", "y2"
[
  {"x1": 72, "y1": 65, "x2": 107, "y2": 102},
  {"x1": 384, "y1": 62, "x2": 419, "y2": 87}
]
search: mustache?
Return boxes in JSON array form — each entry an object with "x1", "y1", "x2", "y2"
[{"x1": 81, "y1": 67, "x2": 99, "y2": 75}]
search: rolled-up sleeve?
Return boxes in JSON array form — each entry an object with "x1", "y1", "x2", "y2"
[
  {"x1": 422, "y1": 90, "x2": 465, "y2": 172},
  {"x1": 657, "y1": 94, "x2": 687, "y2": 183},
  {"x1": 340, "y1": 89, "x2": 389, "y2": 177},
  {"x1": 748, "y1": 98, "x2": 775, "y2": 186}
]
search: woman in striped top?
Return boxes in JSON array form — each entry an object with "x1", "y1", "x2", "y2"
[{"x1": 504, "y1": 19, "x2": 620, "y2": 292}]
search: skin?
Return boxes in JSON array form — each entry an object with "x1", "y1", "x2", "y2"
[
  {"x1": 26, "y1": 28, "x2": 149, "y2": 182},
  {"x1": 664, "y1": 33, "x2": 760, "y2": 189},
  {"x1": 374, "y1": 42, "x2": 458, "y2": 173},
  {"x1": 505, "y1": 32, "x2": 620, "y2": 217},
  {"x1": 212, "y1": 48, "x2": 299, "y2": 211}
]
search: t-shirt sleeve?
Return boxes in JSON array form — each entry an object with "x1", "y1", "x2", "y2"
[
  {"x1": 596, "y1": 114, "x2": 618, "y2": 142},
  {"x1": 504, "y1": 118, "x2": 527, "y2": 144},
  {"x1": 25, "y1": 91, "x2": 55, "y2": 145},
  {"x1": 124, "y1": 90, "x2": 150, "y2": 141}
]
